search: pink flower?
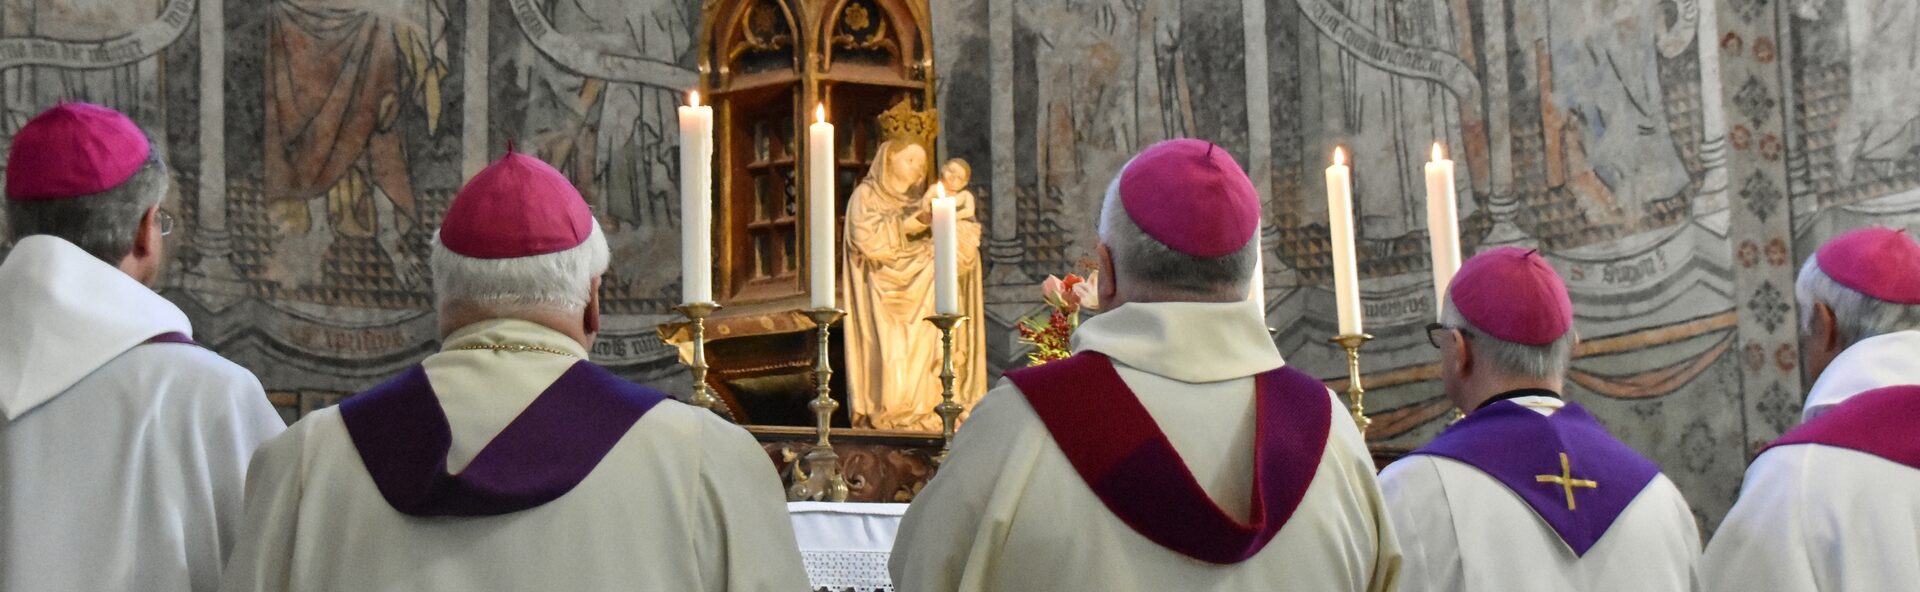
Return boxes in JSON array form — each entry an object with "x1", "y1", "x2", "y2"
[
  {"x1": 1042, "y1": 275, "x2": 1068, "y2": 308},
  {"x1": 1061, "y1": 274, "x2": 1087, "y2": 306},
  {"x1": 1074, "y1": 271, "x2": 1100, "y2": 311}
]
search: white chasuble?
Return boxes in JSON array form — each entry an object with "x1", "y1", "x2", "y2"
[
  {"x1": 1703, "y1": 333, "x2": 1920, "y2": 592},
  {"x1": 219, "y1": 319, "x2": 809, "y2": 592},
  {"x1": 1379, "y1": 396, "x2": 1701, "y2": 592},
  {"x1": 0, "y1": 236, "x2": 285, "y2": 592},
  {"x1": 890, "y1": 300, "x2": 1400, "y2": 592}
]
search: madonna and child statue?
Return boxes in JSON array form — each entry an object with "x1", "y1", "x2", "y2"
[{"x1": 840, "y1": 106, "x2": 987, "y2": 431}]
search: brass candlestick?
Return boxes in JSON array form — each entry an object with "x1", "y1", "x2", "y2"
[
  {"x1": 1331, "y1": 333, "x2": 1374, "y2": 435},
  {"x1": 675, "y1": 302, "x2": 730, "y2": 421},
  {"x1": 790, "y1": 307, "x2": 849, "y2": 502},
  {"x1": 925, "y1": 313, "x2": 967, "y2": 465}
]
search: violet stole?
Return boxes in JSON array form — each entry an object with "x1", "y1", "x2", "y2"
[
  {"x1": 339, "y1": 361, "x2": 666, "y2": 517},
  {"x1": 1767, "y1": 384, "x2": 1920, "y2": 470},
  {"x1": 144, "y1": 332, "x2": 200, "y2": 347},
  {"x1": 1409, "y1": 401, "x2": 1660, "y2": 556},
  {"x1": 1004, "y1": 352, "x2": 1331, "y2": 565}
]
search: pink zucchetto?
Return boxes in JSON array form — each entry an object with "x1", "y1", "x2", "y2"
[
  {"x1": 1117, "y1": 139, "x2": 1260, "y2": 257},
  {"x1": 1448, "y1": 246, "x2": 1573, "y2": 345},
  {"x1": 438, "y1": 149, "x2": 593, "y2": 259},
  {"x1": 1815, "y1": 227, "x2": 1920, "y2": 304},
  {"x1": 6, "y1": 102, "x2": 152, "y2": 201}
]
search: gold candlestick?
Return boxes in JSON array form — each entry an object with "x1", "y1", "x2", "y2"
[
  {"x1": 1331, "y1": 333, "x2": 1374, "y2": 435},
  {"x1": 790, "y1": 307, "x2": 849, "y2": 502},
  {"x1": 675, "y1": 302, "x2": 730, "y2": 421},
  {"x1": 925, "y1": 313, "x2": 967, "y2": 465}
]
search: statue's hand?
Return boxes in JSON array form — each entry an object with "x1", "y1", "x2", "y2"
[{"x1": 916, "y1": 209, "x2": 933, "y2": 226}]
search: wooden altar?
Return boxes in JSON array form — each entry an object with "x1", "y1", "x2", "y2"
[{"x1": 664, "y1": 0, "x2": 937, "y2": 426}]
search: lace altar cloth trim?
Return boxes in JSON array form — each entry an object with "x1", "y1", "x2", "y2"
[{"x1": 802, "y1": 550, "x2": 894, "y2": 592}]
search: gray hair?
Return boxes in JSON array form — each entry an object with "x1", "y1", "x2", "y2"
[
  {"x1": 1096, "y1": 169, "x2": 1257, "y2": 300},
  {"x1": 1441, "y1": 297, "x2": 1575, "y2": 380},
  {"x1": 430, "y1": 222, "x2": 611, "y2": 314},
  {"x1": 5, "y1": 150, "x2": 169, "y2": 264},
  {"x1": 1796, "y1": 257, "x2": 1920, "y2": 347}
]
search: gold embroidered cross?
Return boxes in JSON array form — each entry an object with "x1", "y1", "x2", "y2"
[{"x1": 1535, "y1": 452, "x2": 1598, "y2": 510}]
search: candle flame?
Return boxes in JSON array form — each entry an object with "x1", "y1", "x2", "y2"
[
  {"x1": 937, "y1": 182, "x2": 947, "y2": 199},
  {"x1": 1333, "y1": 146, "x2": 1346, "y2": 167},
  {"x1": 816, "y1": 103, "x2": 826, "y2": 124},
  {"x1": 688, "y1": 90, "x2": 700, "y2": 107},
  {"x1": 1432, "y1": 142, "x2": 1445, "y2": 162}
]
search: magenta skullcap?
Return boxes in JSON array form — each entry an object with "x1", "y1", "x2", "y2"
[
  {"x1": 1815, "y1": 227, "x2": 1920, "y2": 304},
  {"x1": 6, "y1": 102, "x2": 152, "y2": 201},
  {"x1": 439, "y1": 149, "x2": 594, "y2": 259},
  {"x1": 1117, "y1": 139, "x2": 1260, "y2": 257},
  {"x1": 1448, "y1": 246, "x2": 1573, "y2": 345}
]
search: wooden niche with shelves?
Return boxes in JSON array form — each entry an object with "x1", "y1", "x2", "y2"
[{"x1": 682, "y1": 0, "x2": 935, "y2": 426}]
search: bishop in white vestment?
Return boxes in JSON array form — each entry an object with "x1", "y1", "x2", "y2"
[
  {"x1": 1703, "y1": 227, "x2": 1920, "y2": 591},
  {"x1": 891, "y1": 140, "x2": 1400, "y2": 592},
  {"x1": 0, "y1": 103, "x2": 285, "y2": 592},
  {"x1": 219, "y1": 151, "x2": 809, "y2": 591},
  {"x1": 1379, "y1": 247, "x2": 1700, "y2": 592}
]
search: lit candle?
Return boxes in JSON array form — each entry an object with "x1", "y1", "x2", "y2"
[
  {"x1": 1250, "y1": 234, "x2": 1266, "y2": 313},
  {"x1": 1326, "y1": 147, "x2": 1362, "y2": 336},
  {"x1": 808, "y1": 104, "x2": 836, "y2": 310},
  {"x1": 1425, "y1": 142, "x2": 1463, "y2": 320},
  {"x1": 678, "y1": 90, "x2": 713, "y2": 304},
  {"x1": 932, "y1": 184, "x2": 959, "y2": 315}
]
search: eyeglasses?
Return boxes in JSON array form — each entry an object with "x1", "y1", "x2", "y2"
[
  {"x1": 156, "y1": 210, "x2": 175, "y2": 236},
  {"x1": 1426, "y1": 322, "x2": 1473, "y2": 348}
]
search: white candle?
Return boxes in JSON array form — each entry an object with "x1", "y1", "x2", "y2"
[
  {"x1": 1250, "y1": 234, "x2": 1266, "y2": 313},
  {"x1": 1425, "y1": 142, "x2": 1463, "y2": 321},
  {"x1": 678, "y1": 90, "x2": 713, "y2": 304},
  {"x1": 808, "y1": 104, "x2": 836, "y2": 309},
  {"x1": 1326, "y1": 147, "x2": 1363, "y2": 336},
  {"x1": 932, "y1": 185, "x2": 959, "y2": 315}
]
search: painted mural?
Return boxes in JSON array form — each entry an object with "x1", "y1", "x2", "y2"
[{"x1": 0, "y1": 0, "x2": 1914, "y2": 531}]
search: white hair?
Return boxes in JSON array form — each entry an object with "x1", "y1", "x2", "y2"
[
  {"x1": 1796, "y1": 257, "x2": 1920, "y2": 347},
  {"x1": 1440, "y1": 297, "x2": 1575, "y2": 380},
  {"x1": 430, "y1": 222, "x2": 611, "y2": 313},
  {"x1": 1096, "y1": 162, "x2": 1257, "y2": 300}
]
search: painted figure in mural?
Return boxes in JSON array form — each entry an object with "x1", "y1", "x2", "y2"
[
  {"x1": 220, "y1": 151, "x2": 808, "y2": 591},
  {"x1": 1543, "y1": 0, "x2": 1690, "y2": 220},
  {"x1": 1313, "y1": 0, "x2": 1465, "y2": 238},
  {"x1": 921, "y1": 158, "x2": 988, "y2": 409},
  {"x1": 1703, "y1": 227, "x2": 1920, "y2": 590},
  {"x1": 845, "y1": 140, "x2": 984, "y2": 431},
  {"x1": 1820, "y1": 0, "x2": 1920, "y2": 185},
  {"x1": 0, "y1": 103, "x2": 284, "y2": 592},
  {"x1": 1380, "y1": 247, "x2": 1701, "y2": 592},
  {"x1": 1023, "y1": 0, "x2": 1191, "y2": 242},
  {"x1": 0, "y1": 0, "x2": 172, "y2": 128},
  {"x1": 893, "y1": 139, "x2": 1399, "y2": 590},
  {"x1": 518, "y1": 0, "x2": 691, "y2": 229},
  {"x1": 264, "y1": 0, "x2": 448, "y2": 299}
]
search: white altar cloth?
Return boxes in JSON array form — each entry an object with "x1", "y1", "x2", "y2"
[{"x1": 789, "y1": 502, "x2": 909, "y2": 592}]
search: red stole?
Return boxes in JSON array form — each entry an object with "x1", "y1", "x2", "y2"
[
  {"x1": 1003, "y1": 352, "x2": 1331, "y2": 564},
  {"x1": 1766, "y1": 384, "x2": 1920, "y2": 470}
]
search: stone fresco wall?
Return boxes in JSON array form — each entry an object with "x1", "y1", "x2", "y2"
[{"x1": 1, "y1": 0, "x2": 1916, "y2": 533}]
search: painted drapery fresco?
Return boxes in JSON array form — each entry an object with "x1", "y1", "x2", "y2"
[{"x1": 0, "y1": 0, "x2": 1917, "y2": 531}]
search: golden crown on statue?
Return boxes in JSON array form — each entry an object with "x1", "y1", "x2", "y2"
[{"x1": 877, "y1": 98, "x2": 939, "y2": 151}]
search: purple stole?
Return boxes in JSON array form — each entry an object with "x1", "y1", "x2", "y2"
[
  {"x1": 1003, "y1": 352, "x2": 1331, "y2": 565},
  {"x1": 1409, "y1": 400, "x2": 1660, "y2": 556},
  {"x1": 1766, "y1": 385, "x2": 1920, "y2": 470},
  {"x1": 339, "y1": 360, "x2": 667, "y2": 517},
  {"x1": 144, "y1": 332, "x2": 200, "y2": 347}
]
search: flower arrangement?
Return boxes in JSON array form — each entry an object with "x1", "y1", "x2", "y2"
[{"x1": 1015, "y1": 271, "x2": 1100, "y2": 366}]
